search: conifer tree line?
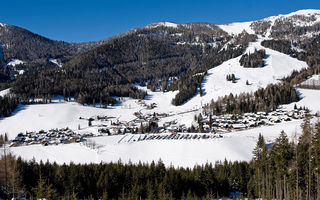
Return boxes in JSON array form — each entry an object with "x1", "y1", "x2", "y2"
[
  {"x1": 239, "y1": 49, "x2": 266, "y2": 68},
  {"x1": 203, "y1": 82, "x2": 299, "y2": 115},
  {"x1": 1, "y1": 117, "x2": 320, "y2": 199},
  {"x1": 247, "y1": 116, "x2": 320, "y2": 200},
  {"x1": 0, "y1": 96, "x2": 18, "y2": 118},
  {"x1": 226, "y1": 74, "x2": 236, "y2": 83},
  {"x1": 171, "y1": 72, "x2": 206, "y2": 106}
]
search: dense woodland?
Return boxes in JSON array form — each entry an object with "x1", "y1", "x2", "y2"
[
  {"x1": 0, "y1": 117, "x2": 319, "y2": 199},
  {"x1": 239, "y1": 49, "x2": 266, "y2": 68},
  {"x1": 203, "y1": 83, "x2": 299, "y2": 115},
  {"x1": 0, "y1": 96, "x2": 18, "y2": 118},
  {"x1": 0, "y1": 24, "x2": 104, "y2": 62}
]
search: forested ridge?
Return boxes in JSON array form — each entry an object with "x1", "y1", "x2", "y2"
[
  {"x1": 1, "y1": 117, "x2": 320, "y2": 199},
  {"x1": 0, "y1": 23, "x2": 105, "y2": 62},
  {"x1": 8, "y1": 25, "x2": 240, "y2": 106}
]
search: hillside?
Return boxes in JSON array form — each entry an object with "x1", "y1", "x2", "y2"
[{"x1": 0, "y1": 23, "x2": 106, "y2": 81}]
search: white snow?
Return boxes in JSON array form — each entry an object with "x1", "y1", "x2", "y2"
[
  {"x1": 287, "y1": 9, "x2": 320, "y2": 17},
  {"x1": 283, "y1": 88, "x2": 320, "y2": 114},
  {"x1": 49, "y1": 58, "x2": 62, "y2": 67},
  {"x1": 146, "y1": 22, "x2": 178, "y2": 28},
  {"x1": 6, "y1": 59, "x2": 24, "y2": 67},
  {"x1": 299, "y1": 74, "x2": 320, "y2": 87},
  {"x1": 218, "y1": 22, "x2": 255, "y2": 35},
  {"x1": 0, "y1": 98, "x2": 141, "y2": 140},
  {"x1": 0, "y1": 88, "x2": 10, "y2": 97},
  {"x1": 219, "y1": 9, "x2": 320, "y2": 36}
]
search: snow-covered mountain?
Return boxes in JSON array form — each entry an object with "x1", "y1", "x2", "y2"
[
  {"x1": 1, "y1": 9, "x2": 320, "y2": 168},
  {"x1": 219, "y1": 9, "x2": 320, "y2": 39},
  {"x1": 144, "y1": 9, "x2": 320, "y2": 40}
]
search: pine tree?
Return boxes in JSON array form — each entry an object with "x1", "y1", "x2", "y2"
[
  {"x1": 252, "y1": 133, "x2": 267, "y2": 198},
  {"x1": 139, "y1": 122, "x2": 145, "y2": 134},
  {"x1": 314, "y1": 121, "x2": 320, "y2": 200},
  {"x1": 101, "y1": 191, "x2": 108, "y2": 200},
  {"x1": 209, "y1": 114, "x2": 213, "y2": 129},
  {"x1": 88, "y1": 119, "x2": 93, "y2": 127},
  {"x1": 232, "y1": 74, "x2": 236, "y2": 83}
]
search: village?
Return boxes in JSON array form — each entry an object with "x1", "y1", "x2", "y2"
[{"x1": 8, "y1": 102, "x2": 309, "y2": 147}]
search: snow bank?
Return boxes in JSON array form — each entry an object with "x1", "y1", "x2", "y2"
[{"x1": 0, "y1": 88, "x2": 10, "y2": 97}]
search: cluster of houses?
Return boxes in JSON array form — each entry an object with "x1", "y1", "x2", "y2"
[
  {"x1": 200, "y1": 108, "x2": 308, "y2": 133},
  {"x1": 8, "y1": 108, "x2": 309, "y2": 147},
  {"x1": 95, "y1": 108, "x2": 308, "y2": 135},
  {"x1": 9, "y1": 127, "x2": 91, "y2": 147},
  {"x1": 137, "y1": 100, "x2": 157, "y2": 110},
  {"x1": 95, "y1": 111, "x2": 171, "y2": 135}
]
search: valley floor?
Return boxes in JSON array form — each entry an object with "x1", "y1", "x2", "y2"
[{"x1": 8, "y1": 118, "x2": 303, "y2": 168}]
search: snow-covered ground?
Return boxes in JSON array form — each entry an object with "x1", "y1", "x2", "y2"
[
  {"x1": 6, "y1": 59, "x2": 24, "y2": 66},
  {"x1": 0, "y1": 98, "x2": 141, "y2": 140},
  {"x1": 49, "y1": 58, "x2": 62, "y2": 67},
  {"x1": 218, "y1": 21, "x2": 254, "y2": 35},
  {"x1": 283, "y1": 88, "x2": 320, "y2": 114},
  {"x1": 7, "y1": 119, "x2": 303, "y2": 168},
  {"x1": 0, "y1": 88, "x2": 10, "y2": 97}
]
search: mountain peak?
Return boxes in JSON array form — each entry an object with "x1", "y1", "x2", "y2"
[
  {"x1": 145, "y1": 22, "x2": 178, "y2": 29},
  {"x1": 286, "y1": 9, "x2": 320, "y2": 16},
  {"x1": 0, "y1": 22, "x2": 7, "y2": 27}
]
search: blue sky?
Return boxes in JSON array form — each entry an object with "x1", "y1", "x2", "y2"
[{"x1": 0, "y1": 0, "x2": 319, "y2": 43}]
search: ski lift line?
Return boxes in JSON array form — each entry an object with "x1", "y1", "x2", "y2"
[
  {"x1": 127, "y1": 135, "x2": 135, "y2": 143},
  {"x1": 118, "y1": 135, "x2": 128, "y2": 144}
]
